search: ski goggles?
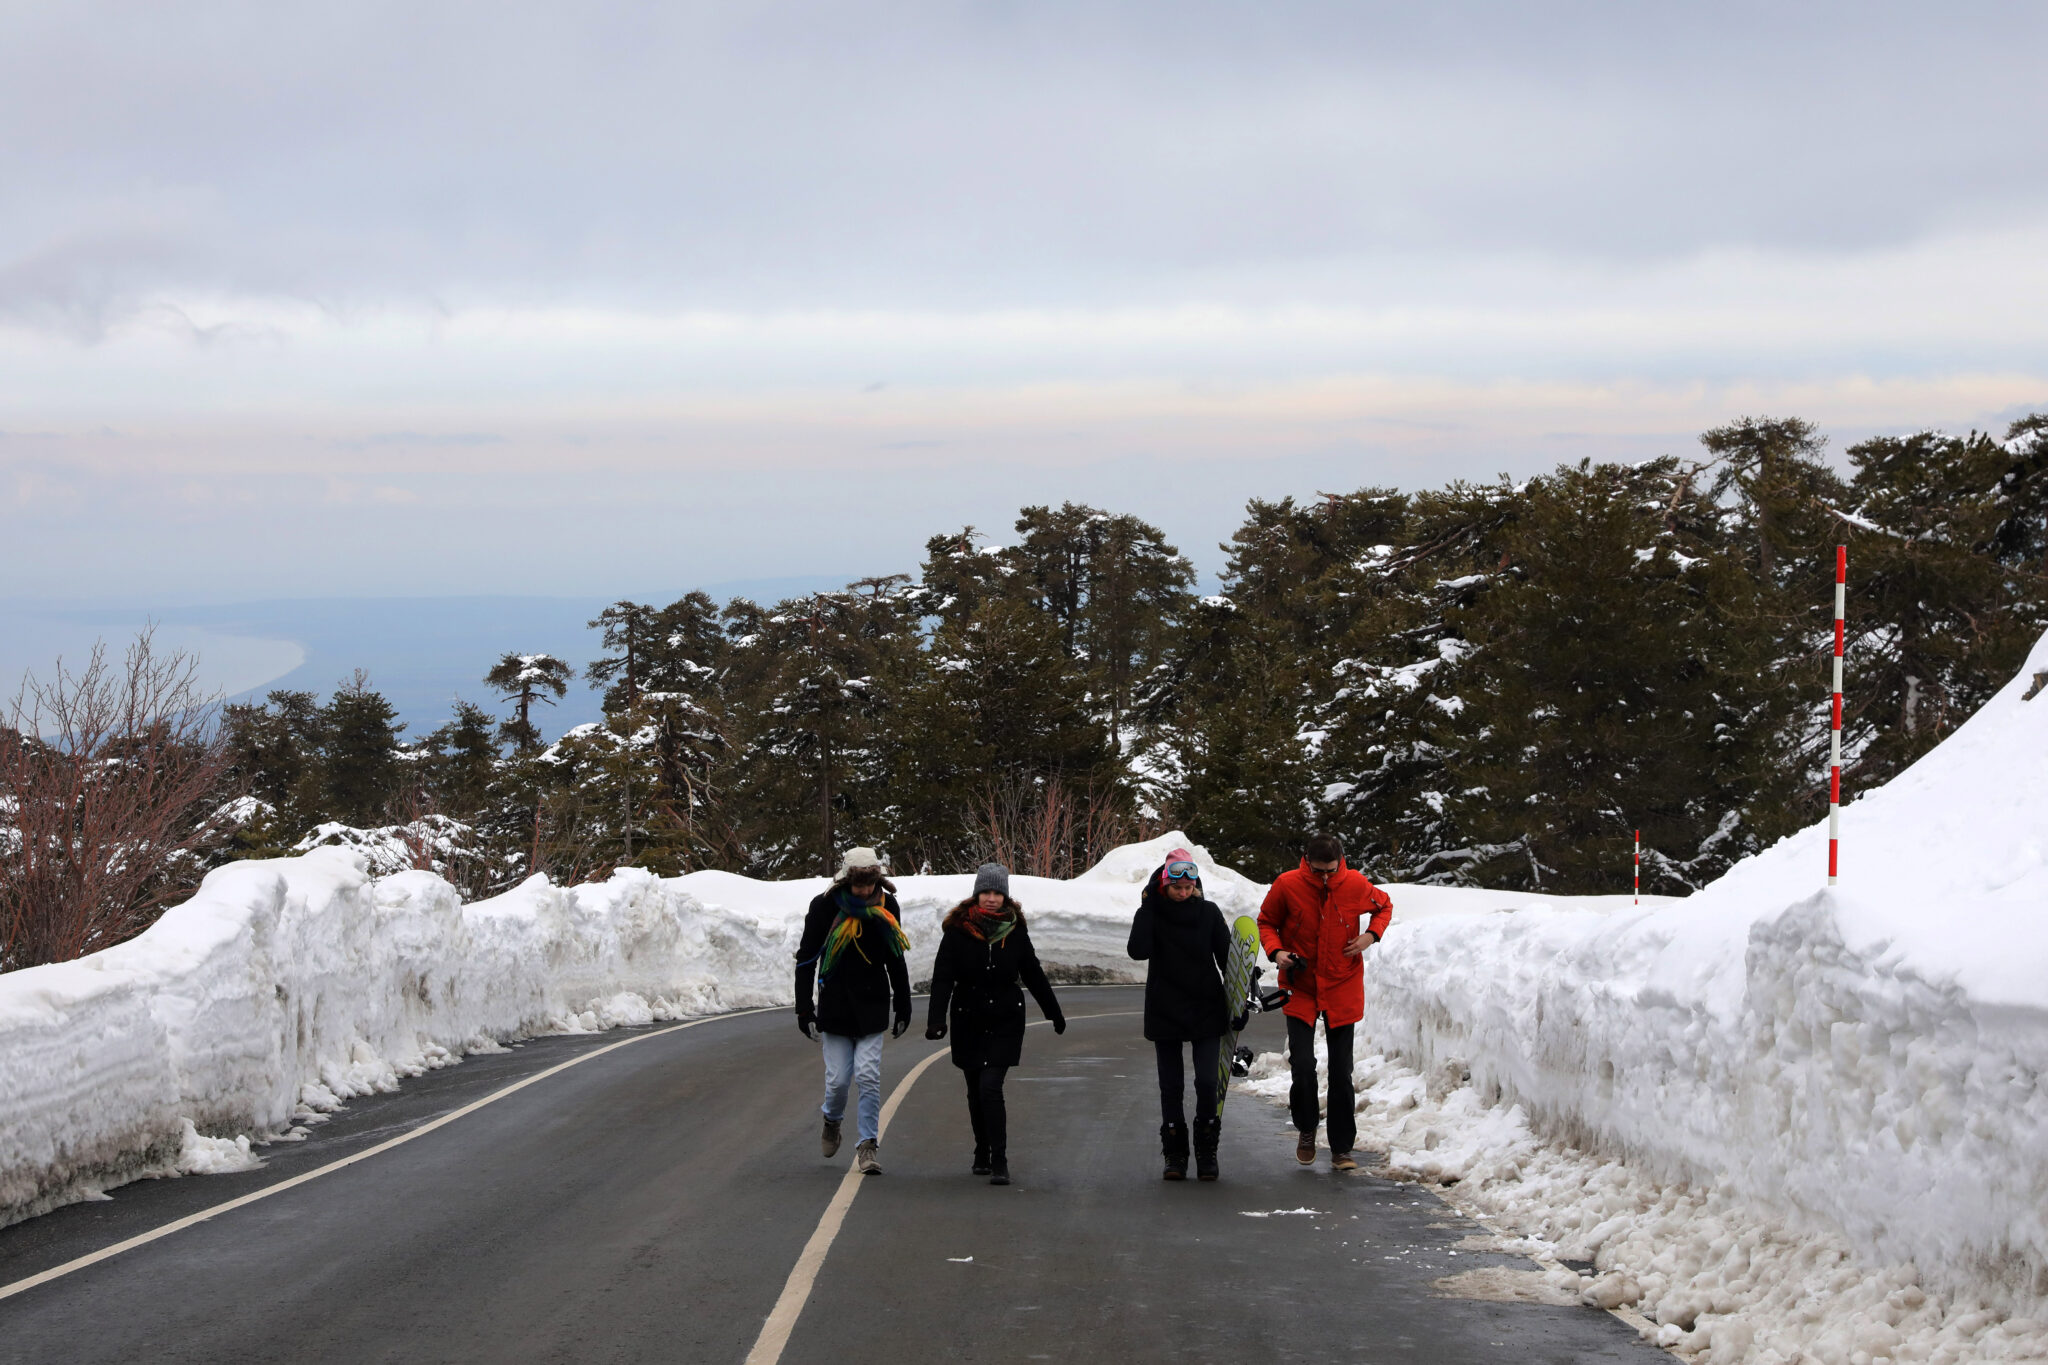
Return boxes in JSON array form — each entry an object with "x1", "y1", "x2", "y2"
[{"x1": 1164, "y1": 860, "x2": 1200, "y2": 881}]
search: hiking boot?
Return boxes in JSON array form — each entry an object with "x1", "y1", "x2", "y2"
[
  {"x1": 1160, "y1": 1122, "x2": 1189, "y2": 1181},
  {"x1": 1295, "y1": 1131, "x2": 1317, "y2": 1165},
  {"x1": 821, "y1": 1117, "x2": 842, "y2": 1158},
  {"x1": 972, "y1": 1147, "x2": 992, "y2": 1177},
  {"x1": 855, "y1": 1139, "x2": 881, "y2": 1175},
  {"x1": 1193, "y1": 1116, "x2": 1221, "y2": 1182},
  {"x1": 988, "y1": 1156, "x2": 1010, "y2": 1186},
  {"x1": 1331, "y1": 1151, "x2": 1359, "y2": 1172}
]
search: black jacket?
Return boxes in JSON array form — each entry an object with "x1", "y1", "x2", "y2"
[
  {"x1": 1127, "y1": 884, "x2": 1231, "y2": 1042},
  {"x1": 927, "y1": 902, "x2": 1064, "y2": 1070},
  {"x1": 795, "y1": 885, "x2": 913, "y2": 1038}
]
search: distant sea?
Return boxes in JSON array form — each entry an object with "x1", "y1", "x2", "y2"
[{"x1": 0, "y1": 576, "x2": 850, "y2": 743}]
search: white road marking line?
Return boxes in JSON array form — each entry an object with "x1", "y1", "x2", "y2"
[
  {"x1": 0, "y1": 1006, "x2": 784, "y2": 1305},
  {"x1": 742, "y1": 1046, "x2": 949, "y2": 1365},
  {"x1": 743, "y1": 1009, "x2": 1140, "y2": 1365}
]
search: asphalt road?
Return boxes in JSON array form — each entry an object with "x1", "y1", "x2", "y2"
[{"x1": 0, "y1": 987, "x2": 1662, "y2": 1364}]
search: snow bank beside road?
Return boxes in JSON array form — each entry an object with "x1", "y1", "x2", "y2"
[
  {"x1": 0, "y1": 830, "x2": 1253, "y2": 1227},
  {"x1": 1308, "y1": 631, "x2": 2048, "y2": 1355},
  {"x1": 0, "y1": 854, "x2": 799, "y2": 1228}
]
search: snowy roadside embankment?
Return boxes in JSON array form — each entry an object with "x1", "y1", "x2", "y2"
[
  {"x1": 0, "y1": 830, "x2": 1248, "y2": 1229},
  {"x1": 1264, "y1": 632, "x2": 2048, "y2": 1361},
  {"x1": 0, "y1": 853, "x2": 798, "y2": 1227}
]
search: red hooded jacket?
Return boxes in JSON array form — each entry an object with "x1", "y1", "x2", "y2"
[{"x1": 1257, "y1": 859, "x2": 1392, "y2": 1027}]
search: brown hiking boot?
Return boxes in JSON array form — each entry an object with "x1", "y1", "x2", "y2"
[
  {"x1": 855, "y1": 1139, "x2": 882, "y2": 1175},
  {"x1": 1296, "y1": 1131, "x2": 1317, "y2": 1165},
  {"x1": 1331, "y1": 1151, "x2": 1358, "y2": 1172},
  {"x1": 821, "y1": 1117, "x2": 842, "y2": 1158}
]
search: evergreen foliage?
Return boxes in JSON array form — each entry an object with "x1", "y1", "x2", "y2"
[{"x1": 203, "y1": 410, "x2": 2048, "y2": 898}]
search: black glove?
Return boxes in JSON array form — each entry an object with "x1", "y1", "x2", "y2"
[
  {"x1": 925, "y1": 1021, "x2": 947, "y2": 1040},
  {"x1": 891, "y1": 1015, "x2": 910, "y2": 1039},
  {"x1": 1230, "y1": 1009, "x2": 1251, "y2": 1032},
  {"x1": 796, "y1": 1012, "x2": 817, "y2": 1041},
  {"x1": 1051, "y1": 1016, "x2": 1067, "y2": 1035}
]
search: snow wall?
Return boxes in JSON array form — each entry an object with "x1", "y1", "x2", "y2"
[
  {"x1": 1356, "y1": 631, "x2": 2048, "y2": 1299},
  {"x1": 0, "y1": 831, "x2": 1264, "y2": 1227}
]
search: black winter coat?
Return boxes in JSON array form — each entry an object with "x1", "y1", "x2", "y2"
[
  {"x1": 795, "y1": 887, "x2": 913, "y2": 1038},
  {"x1": 1127, "y1": 886, "x2": 1231, "y2": 1042},
  {"x1": 927, "y1": 905, "x2": 1064, "y2": 1070}
]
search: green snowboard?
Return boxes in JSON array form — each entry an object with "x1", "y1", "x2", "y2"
[{"x1": 1213, "y1": 914, "x2": 1264, "y2": 1116}]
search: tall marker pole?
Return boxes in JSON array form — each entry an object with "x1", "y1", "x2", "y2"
[
  {"x1": 1829, "y1": 545, "x2": 1846, "y2": 885},
  {"x1": 1633, "y1": 829, "x2": 1640, "y2": 905}
]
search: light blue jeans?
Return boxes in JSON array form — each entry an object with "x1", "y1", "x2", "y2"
[{"x1": 820, "y1": 1031, "x2": 886, "y2": 1144}]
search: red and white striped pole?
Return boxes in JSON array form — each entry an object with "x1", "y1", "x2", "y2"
[
  {"x1": 1633, "y1": 829, "x2": 1640, "y2": 905},
  {"x1": 1829, "y1": 545, "x2": 1846, "y2": 885}
]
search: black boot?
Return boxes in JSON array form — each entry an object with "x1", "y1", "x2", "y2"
[
  {"x1": 1160, "y1": 1122, "x2": 1189, "y2": 1181},
  {"x1": 972, "y1": 1146, "x2": 991, "y2": 1176},
  {"x1": 1193, "y1": 1116, "x2": 1221, "y2": 1182},
  {"x1": 989, "y1": 1152, "x2": 1010, "y2": 1186}
]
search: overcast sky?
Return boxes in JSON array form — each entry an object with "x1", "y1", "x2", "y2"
[{"x1": 4, "y1": 0, "x2": 2046, "y2": 602}]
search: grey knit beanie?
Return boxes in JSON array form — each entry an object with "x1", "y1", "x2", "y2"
[{"x1": 972, "y1": 862, "x2": 1010, "y2": 898}]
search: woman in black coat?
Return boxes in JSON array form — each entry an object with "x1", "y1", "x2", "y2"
[
  {"x1": 1126, "y1": 852, "x2": 1232, "y2": 1181},
  {"x1": 925, "y1": 862, "x2": 1066, "y2": 1186}
]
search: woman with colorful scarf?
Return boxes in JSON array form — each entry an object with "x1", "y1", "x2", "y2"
[
  {"x1": 924, "y1": 862, "x2": 1066, "y2": 1186},
  {"x1": 794, "y1": 847, "x2": 913, "y2": 1176}
]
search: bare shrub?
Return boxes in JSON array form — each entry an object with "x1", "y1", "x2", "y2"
[
  {"x1": 0, "y1": 630, "x2": 234, "y2": 972},
  {"x1": 968, "y1": 773, "x2": 1147, "y2": 880}
]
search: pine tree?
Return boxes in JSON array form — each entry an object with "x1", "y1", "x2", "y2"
[
  {"x1": 219, "y1": 688, "x2": 324, "y2": 845},
  {"x1": 1444, "y1": 461, "x2": 1791, "y2": 892},
  {"x1": 586, "y1": 601, "x2": 662, "y2": 713},
  {"x1": 1138, "y1": 596, "x2": 1316, "y2": 877},
  {"x1": 419, "y1": 700, "x2": 500, "y2": 818},
  {"x1": 317, "y1": 671, "x2": 405, "y2": 829},
  {"x1": 485, "y1": 653, "x2": 574, "y2": 753},
  {"x1": 725, "y1": 586, "x2": 918, "y2": 875},
  {"x1": 1838, "y1": 424, "x2": 2048, "y2": 789}
]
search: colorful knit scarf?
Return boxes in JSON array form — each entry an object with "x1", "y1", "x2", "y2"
[
  {"x1": 963, "y1": 905, "x2": 1017, "y2": 946},
  {"x1": 817, "y1": 885, "x2": 909, "y2": 981}
]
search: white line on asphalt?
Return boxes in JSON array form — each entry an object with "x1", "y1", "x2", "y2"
[
  {"x1": 0, "y1": 1006, "x2": 784, "y2": 1305},
  {"x1": 742, "y1": 1046, "x2": 949, "y2": 1365},
  {"x1": 743, "y1": 1009, "x2": 1141, "y2": 1365}
]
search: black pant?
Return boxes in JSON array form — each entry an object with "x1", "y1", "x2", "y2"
[
  {"x1": 1153, "y1": 1037, "x2": 1221, "y2": 1127},
  {"x1": 963, "y1": 1064, "x2": 1010, "y2": 1158},
  {"x1": 1285, "y1": 1014, "x2": 1356, "y2": 1153}
]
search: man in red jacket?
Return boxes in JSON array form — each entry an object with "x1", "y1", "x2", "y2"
[{"x1": 1258, "y1": 833, "x2": 1392, "y2": 1171}]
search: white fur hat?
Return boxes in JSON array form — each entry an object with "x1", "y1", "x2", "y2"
[{"x1": 837, "y1": 846, "x2": 885, "y2": 877}]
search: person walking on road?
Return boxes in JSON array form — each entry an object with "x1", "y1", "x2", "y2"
[
  {"x1": 1126, "y1": 850, "x2": 1233, "y2": 1182},
  {"x1": 1258, "y1": 833, "x2": 1392, "y2": 1172},
  {"x1": 925, "y1": 862, "x2": 1066, "y2": 1186},
  {"x1": 795, "y1": 847, "x2": 913, "y2": 1176}
]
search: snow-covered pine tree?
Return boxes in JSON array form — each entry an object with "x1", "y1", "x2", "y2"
[
  {"x1": 1440, "y1": 460, "x2": 1795, "y2": 892},
  {"x1": 1836, "y1": 422, "x2": 2048, "y2": 789},
  {"x1": 724, "y1": 584, "x2": 918, "y2": 876},
  {"x1": 485, "y1": 652, "x2": 574, "y2": 754}
]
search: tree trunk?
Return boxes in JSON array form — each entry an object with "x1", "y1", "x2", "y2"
[{"x1": 819, "y1": 729, "x2": 836, "y2": 874}]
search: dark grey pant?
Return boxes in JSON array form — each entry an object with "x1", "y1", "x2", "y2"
[
  {"x1": 1153, "y1": 1036, "x2": 1222, "y2": 1127},
  {"x1": 1285, "y1": 1014, "x2": 1357, "y2": 1153}
]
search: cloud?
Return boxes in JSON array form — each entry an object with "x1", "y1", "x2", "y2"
[{"x1": 0, "y1": 1, "x2": 2043, "y2": 321}]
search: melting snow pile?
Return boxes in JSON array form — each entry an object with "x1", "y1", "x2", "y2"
[
  {"x1": 0, "y1": 830, "x2": 1245, "y2": 1227},
  {"x1": 1253, "y1": 631, "x2": 2048, "y2": 1363}
]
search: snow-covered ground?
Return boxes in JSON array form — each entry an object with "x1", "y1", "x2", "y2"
[{"x1": 1247, "y1": 631, "x2": 2048, "y2": 1363}]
